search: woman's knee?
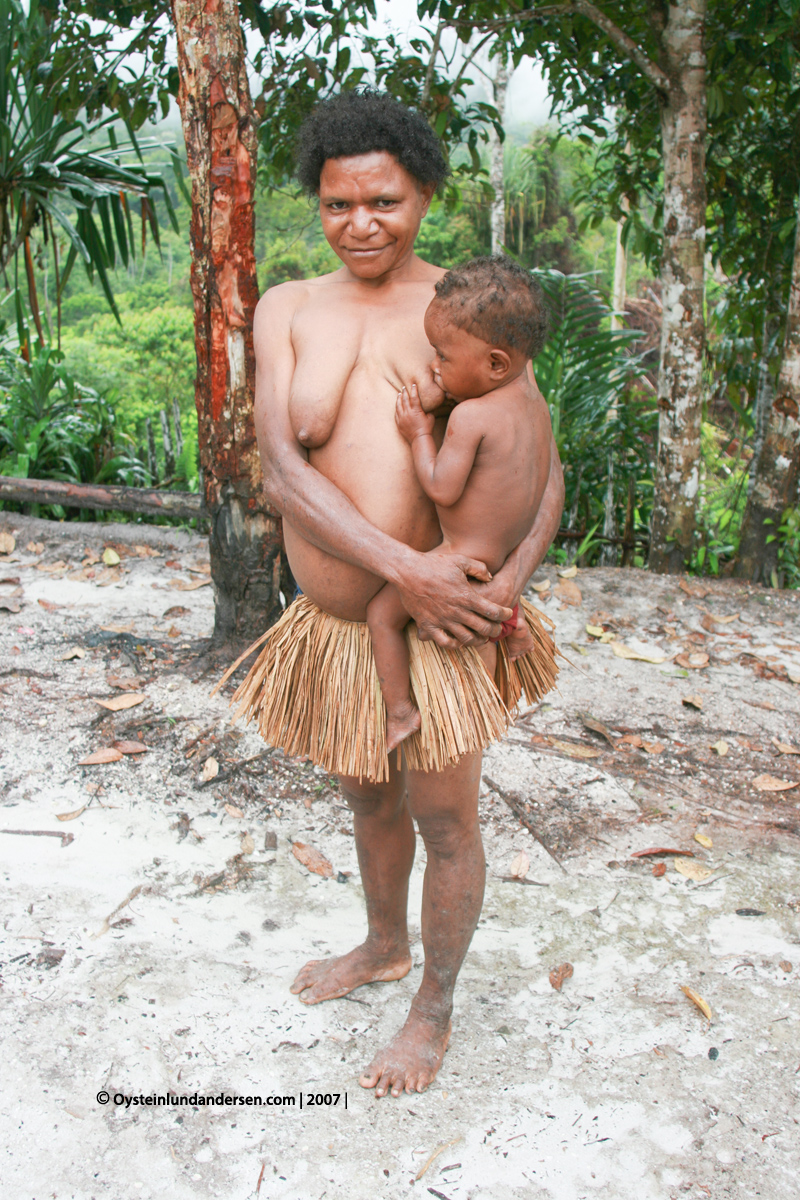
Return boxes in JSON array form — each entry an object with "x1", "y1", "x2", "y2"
[{"x1": 338, "y1": 772, "x2": 406, "y2": 820}]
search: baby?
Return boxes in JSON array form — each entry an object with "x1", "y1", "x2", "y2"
[{"x1": 366, "y1": 255, "x2": 552, "y2": 752}]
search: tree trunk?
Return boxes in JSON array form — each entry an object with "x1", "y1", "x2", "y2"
[
  {"x1": 0, "y1": 475, "x2": 205, "y2": 520},
  {"x1": 490, "y1": 52, "x2": 508, "y2": 255},
  {"x1": 171, "y1": 0, "x2": 284, "y2": 645},
  {"x1": 736, "y1": 196, "x2": 800, "y2": 583},
  {"x1": 648, "y1": 0, "x2": 707, "y2": 574}
]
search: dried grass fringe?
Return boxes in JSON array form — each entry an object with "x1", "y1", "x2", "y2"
[{"x1": 213, "y1": 594, "x2": 558, "y2": 784}]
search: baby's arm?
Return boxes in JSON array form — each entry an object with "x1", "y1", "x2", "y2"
[{"x1": 396, "y1": 384, "x2": 483, "y2": 509}]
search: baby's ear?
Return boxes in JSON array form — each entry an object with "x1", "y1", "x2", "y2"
[{"x1": 489, "y1": 348, "x2": 511, "y2": 378}]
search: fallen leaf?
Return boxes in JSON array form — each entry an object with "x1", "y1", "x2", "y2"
[
  {"x1": 549, "y1": 962, "x2": 573, "y2": 991},
  {"x1": 0, "y1": 531, "x2": 16, "y2": 554},
  {"x1": 57, "y1": 804, "x2": 87, "y2": 821},
  {"x1": 201, "y1": 757, "x2": 220, "y2": 782},
  {"x1": 95, "y1": 693, "x2": 146, "y2": 711},
  {"x1": 642, "y1": 741, "x2": 665, "y2": 755},
  {"x1": 611, "y1": 643, "x2": 667, "y2": 664},
  {"x1": 113, "y1": 741, "x2": 148, "y2": 755},
  {"x1": 675, "y1": 652, "x2": 710, "y2": 669},
  {"x1": 578, "y1": 712, "x2": 617, "y2": 746},
  {"x1": 79, "y1": 747, "x2": 124, "y2": 765},
  {"x1": 779, "y1": 961, "x2": 792, "y2": 973},
  {"x1": 163, "y1": 606, "x2": 190, "y2": 618},
  {"x1": 168, "y1": 577, "x2": 211, "y2": 591},
  {"x1": 706, "y1": 612, "x2": 739, "y2": 624},
  {"x1": 557, "y1": 564, "x2": 578, "y2": 579},
  {"x1": 682, "y1": 695, "x2": 703, "y2": 710},
  {"x1": 585, "y1": 623, "x2": 605, "y2": 638},
  {"x1": 36, "y1": 560, "x2": 67, "y2": 573},
  {"x1": 224, "y1": 803, "x2": 244, "y2": 818},
  {"x1": 95, "y1": 568, "x2": 122, "y2": 588},
  {"x1": 679, "y1": 578, "x2": 710, "y2": 599},
  {"x1": 788, "y1": 668, "x2": 800, "y2": 685},
  {"x1": 552, "y1": 578, "x2": 582, "y2": 607},
  {"x1": 681, "y1": 985, "x2": 712, "y2": 1022},
  {"x1": 106, "y1": 674, "x2": 147, "y2": 691},
  {"x1": 0, "y1": 598, "x2": 21, "y2": 612},
  {"x1": 99, "y1": 622, "x2": 134, "y2": 634},
  {"x1": 619, "y1": 733, "x2": 643, "y2": 748},
  {"x1": 58, "y1": 646, "x2": 85, "y2": 661},
  {"x1": 674, "y1": 857, "x2": 714, "y2": 881},
  {"x1": 240, "y1": 832, "x2": 255, "y2": 856},
  {"x1": 772, "y1": 739, "x2": 800, "y2": 756},
  {"x1": 531, "y1": 579, "x2": 551, "y2": 593},
  {"x1": 102, "y1": 547, "x2": 121, "y2": 566},
  {"x1": 547, "y1": 737, "x2": 603, "y2": 760},
  {"x1": 631, "y1": 847, "x2": 694, "y2": 858},
  {"x1": 0, "y1": 576, "x2": 20, "y2": 585},
  {"x1": 711, "y1": 740, "x2": 729, "y2": 756},
  {"x1": 694, "y1": 833, "x2": 713, "y2": 849},
  {"x1": 509, "y1": 850, "x2": 530, "y2": 879},
  {"x1": 753, "y1": 774, "x2": 800, "y2": 792},
  {"x1": 26, "y1": 541, "x2": 44, "y2": 555},
  {"x1": 38, "y1": 598, "x2": 62, "y2": 612},
  {"x1": 292, "y1": 841, "x2": 334, "y2": 877},
  {"x1": 133, "y1": 544, "x2": 161, "y2": 557},
  {"x1": 652, "y1": 862, "x2": 666, "y2": 877}
]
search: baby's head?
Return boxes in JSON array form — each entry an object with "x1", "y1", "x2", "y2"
[{"x1": 424, "y1": 255, "x2": 548, "y2": 402}]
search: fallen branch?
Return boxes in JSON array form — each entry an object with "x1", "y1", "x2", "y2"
[
  {"x1": 483, "y1": 775, "x2": 566, "y2": 871},
  {"x1": 0, "y1": 476, "x2": 205, "y2": 521}
]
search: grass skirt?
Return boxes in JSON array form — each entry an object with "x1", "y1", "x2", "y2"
[{"x1": 214, "y1": 595, "x2": 557, "y2": 783}]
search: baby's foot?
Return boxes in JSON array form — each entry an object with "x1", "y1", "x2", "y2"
[
  {"x1": 506, "y1": 623, "x2": 534, "y2": 662},
  {"x1": 385, "y1": 701, "x2": 421, "y2": 752}
]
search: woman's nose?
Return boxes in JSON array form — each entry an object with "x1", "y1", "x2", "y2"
[{"x1": 348, "y1": 206, "x2": 378, "y2": 237}]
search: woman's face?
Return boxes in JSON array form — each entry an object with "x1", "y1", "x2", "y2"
[{"x1": 318, "y1": 152, "x2": 433, "y2": 280}]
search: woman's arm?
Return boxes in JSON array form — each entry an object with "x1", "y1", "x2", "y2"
[{"x1": 253, "y1": 288, "x2": 512, "y2": 647}]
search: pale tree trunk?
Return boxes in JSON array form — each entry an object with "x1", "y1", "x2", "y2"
[
  {"x1": 610, "y1": 214, "x2": 627, "y2": 332},
  {"x1": 489, "y1": 52, "x2": 508, "y2": 255},
  {"x1": 171, "y1": 0, "x2": 285, "y2": 645},
  {"x1": 736, "y1": 198, "x2": 800, "y2": 583},
  {"x1": 648, "y1": 0, "x2": 707, "y2": 574}
]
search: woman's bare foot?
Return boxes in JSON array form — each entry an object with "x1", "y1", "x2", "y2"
[
  {"x1": 385, "y1": 701, "x2": 421, "y2": 753},
  {"x1": 290, "y1": 942, "x2": 412, "y2": 1005},
  {"x1": 359, "y1": 1008, "x2": 452, "y2": 1098}
]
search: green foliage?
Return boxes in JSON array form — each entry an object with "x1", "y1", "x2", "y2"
[
  {"x1": 772, "y1": 507, "x2": 800, "y2": 589},
  {"x1": 687, "y1": 424, "x2": 749, "y2": 576},
  {"x1": 416, "y1": 202, "x2": 484, "y2": 269},
  {"x1": 0, "y1": 345, "x2": 146, "y2": 497}
]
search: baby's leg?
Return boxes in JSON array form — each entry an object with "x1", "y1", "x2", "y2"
[{"x1": 367, "y1": 585, "x2": 422, "y2": 753}]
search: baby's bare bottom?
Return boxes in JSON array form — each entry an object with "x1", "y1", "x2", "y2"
[{"x1": 367, "y1": 583, "x2": 420, "y2": 753}]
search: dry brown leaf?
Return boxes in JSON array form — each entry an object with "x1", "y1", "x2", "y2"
[
  {"x1": 240, "y1": 832, "x2": 255, "y2": 856},
  {"x1": 682, "y1": 695, "x2": 703, "y2": 710},
  {"x1": 675, "y1": 652, "x2": 710, "y2": 669},
  {"x1": 163, "y1": 605, "x2": 190, "y2": 618},
  {"x1": 694, "y1": 832, "x2": 713, "y2": 849},
  {"x1": 547, "y1": 738, "x2": 603, "y2": 760},
  {"x1": 619, "y1": 733, "x2": 643, "y2": 748},
  {"x1": 26, "y1": 541, "x2": 43, "y2": 555},
  {"x1": 611, "y1": 642, "x2": 667, "y2": 664},
  {"x1": 36, "y1": 560, "x2": 67, "y2": 574},
  {"x1": 113, "y1": 741, "x2": 148, "y2": 755},
  {"x1": 652, "y1": 862, "x2": 666, "y2": 877},
  {"x1": 99, "y1": 622, "x2": 134, "y2": 634},
  {"x1": 106, "y1": 674, "x2": 147, "y2": 691},
  {"x1": 57, "y1": 804, "x2": 87, "y2": 821},
  {"x1": 772, "y1": 739, "x2": 800, "y2": 756},
  {"x1": 168, "y1": 577, "x2": 211, "y2": 591},
  {"x1": 642, "y1": 741, "x2": 665, "y2": 755},
  {"x1": 0, "y1": 531, "x2": 16, "y2": 555},
  {"x1": 681, "y1": 985, "x2": 712, "y2": 1022},
  {"x1": 102, "y1": 547, "x2": 121, "y2": 566},
  {"x1": 95, "y1": 692, "x2": 146, "y2": 712},
  {"x1": 674, "y1": 857, "x2": 714, "y2": 881},
  {"x1": 79, "y1": 747, "x2": 124, "y2": 765},
  {"x1": 631, "y1": 847, "x2": 692, "y2": 858},
  {"x1": 509, "y1": 850, "x2": 530, "y2": 879},
  {"x1": 753, "y1": 774, "x2": 800, "y2": 792},
  {"x1": 579, "y1": 712, "x2": 617, "y2": 746},
  {"x1": 552, "y1": 578, "x2": 582, "y2": 607},
  {"x1": 224, "y1": 803, "x2": 244, "y2": 818},
  {"x1": 58, "y1": 646, "x2": 85, "y2": 661},
  {"x1": 531, "y1": 579, "x2": 551, "y2": 593},
  {"x1": 38, "y1": 598, "x2": 61, "y2": 612},
  {"x1": 133, "y1": 544, "x2": 161, "y2": 557},
  {"x1": 201, "y1": 756, "x2": 220, "y2": 782},
  {"x1": 711, "y1": 740, "x2": 729, "y2": 756},
  {"x1": 707, "y1": 612, "x2": 739, "y2": 624},
  {"x1": 679, "y1": 578, "x2": 710, "y2": 599},
  {"x1": 557, "y1": 564, "x2": 578, "y2": 579},
  {"x1": 549, "y1": 962, "x2": 574, "y2": 991},
  {"x1": 779, "y1": 961, "x2": 793, "y2": 973},
  {"x1": 95, "y1": 568, "x2": 122, "y2": 587},
  {"x1": 292, "y1": 841, "x2": 334, "y2": 877}
]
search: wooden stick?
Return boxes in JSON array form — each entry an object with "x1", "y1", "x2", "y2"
[{"x1": 0, "y1": 476, "x2": 205, "y2": 520}]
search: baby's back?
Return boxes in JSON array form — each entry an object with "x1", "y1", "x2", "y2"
[{"x1": 438, "y1": 373, "x2": 551, "y2": 576}]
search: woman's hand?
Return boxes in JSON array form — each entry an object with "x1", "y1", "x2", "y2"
[{"x1": 395, "y1": 551, "x2": 511, "y2": 649}]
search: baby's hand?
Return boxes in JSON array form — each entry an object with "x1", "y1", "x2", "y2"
[{"x1": 396, "y1": 384, "x2": 435, "y2": 443}]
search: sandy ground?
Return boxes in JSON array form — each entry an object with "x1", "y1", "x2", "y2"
[{"x1": 1, "y1": 512, "x2": 799, "y2": 1200}]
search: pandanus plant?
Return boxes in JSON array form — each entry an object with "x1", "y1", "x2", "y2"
[{"x1": 0, "y1": 0, "x2": 177, "y2": 346}]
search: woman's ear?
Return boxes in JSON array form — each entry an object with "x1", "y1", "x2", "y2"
[
  {"x1": 419, "y1": 183, "x2": 435, "y2": 217},
  {"x1": 489, "y1": 348, "x2": 511, "y2": 378}
]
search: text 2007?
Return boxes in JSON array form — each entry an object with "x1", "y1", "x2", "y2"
[{"x1": 306, "y1": 1093, "x2": 341, "y2": 1106}]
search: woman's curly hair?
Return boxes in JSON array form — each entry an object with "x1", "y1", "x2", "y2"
[
  {"x1": 295, "y1": 89, "x2": 449, "y2": 194},
  {"x1": 433, "y1": 256, "x2": 549, "y2": 361}
]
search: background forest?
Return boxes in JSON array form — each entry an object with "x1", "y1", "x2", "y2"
[{"x1": 1, "y1": 0, "x2": 799, "y2": 619}]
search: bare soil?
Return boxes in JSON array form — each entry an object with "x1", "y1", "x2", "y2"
[{"x1": 1, "y1": 512, "x2": 798, "y2": 1200}]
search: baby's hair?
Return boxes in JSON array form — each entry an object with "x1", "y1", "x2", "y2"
[
  {"x1": 433, "y1": 256, "x2": 548, "y2": 360},
  {"x1": 295, "y1": 89, "x2": 449, "y2": 195}
]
